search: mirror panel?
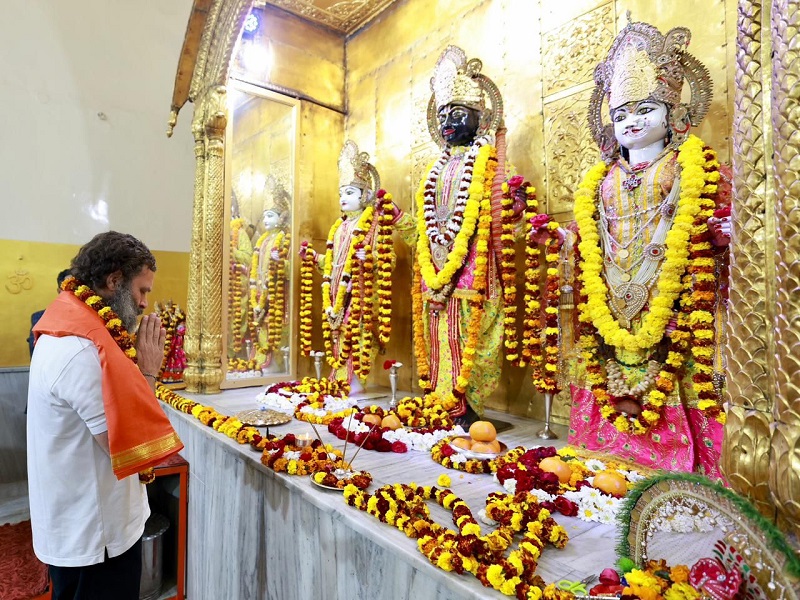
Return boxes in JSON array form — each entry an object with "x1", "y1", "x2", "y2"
[{"x1": 222, "y1": 81, "x2": 298, "y2": 387}]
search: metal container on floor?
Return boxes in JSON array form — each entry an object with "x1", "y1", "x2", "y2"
[{"x1": 139, "y1": 513, "x2": 170, "y2": 600}]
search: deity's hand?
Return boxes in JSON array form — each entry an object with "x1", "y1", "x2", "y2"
[
  {"x1": 512, "y1": 187, "x2": 527, "y2": 218},
  {"x1": 136, "y1": 314, "x2": 167, "y2": 378},
  {"x1": 389, "y1": 200, "x2": 403, "y2": 220},
  {"x1": 355, "y1": 247, "x2": 367, "y2": 261},
  {"x1": 529, "y1": 214, "x2": 567, "y2": 245},
  {"x1": 299, "y1": 241, "x2": 316, "y2": 261},
  {"x1": 270, "y1": 249, "x2": 280, "y2": 261},
  {"x1": 708, "y1": 208, "x2": 731, "y2": 247}
]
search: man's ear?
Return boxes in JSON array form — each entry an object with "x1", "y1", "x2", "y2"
[{"x1": 104, "y1": 270, "x2": 123, "y2": 292}]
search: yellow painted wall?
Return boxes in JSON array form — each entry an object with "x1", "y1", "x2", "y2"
[
  {"x1": 0, "y1": 240, "x2": 189, "y2": 367},
  {"x1": 344, "y1": 0, "x2": 736, "y2": 417}
]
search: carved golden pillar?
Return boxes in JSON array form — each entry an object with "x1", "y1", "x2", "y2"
[
  {"x1": 184, "y1": 116, "x2": 208, "y2": 393},
  {"x1": 769, "y1": 0, "x2": 800, "y2": 530},
  {"x1": 722, "y1": 0, "x2": 778, "y2": 519}
]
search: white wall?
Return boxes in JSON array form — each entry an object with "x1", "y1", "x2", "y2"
[{"x1": 0, "y1": 0, "x2": 196, "y2": 252}]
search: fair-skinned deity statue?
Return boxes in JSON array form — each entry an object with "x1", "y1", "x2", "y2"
[
  {"x1": 533, "y1": 18, "x2": 732, "y2": 476},
  {"x1": 300, "y1": 141, "x2": 403, "y2": 393}
]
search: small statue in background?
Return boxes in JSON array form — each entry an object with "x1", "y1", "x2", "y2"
[
  {"x1": 250, "y1": 176, "x2": 291, "y2": 372},
  {"x1": 155, "y1": 301, "x2": 187, "y2": 384}
]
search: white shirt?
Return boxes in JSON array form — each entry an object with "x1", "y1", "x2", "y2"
[{"x1": 27, "y1": 334, "x2": 150, "y2": 567}]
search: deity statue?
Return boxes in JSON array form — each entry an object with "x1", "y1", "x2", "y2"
[
  {"x1": 299, "y1": 141, "x2": 400, "y2": 393},
  {"x1": 155, "y1": 301, "x2": 187, "y2": 384},
  {"x1": 228, "y1": 193, "x2": 254, "y2": 364},
  {"x1": 399, "y1": 46, "x2": 522, "y2": 424},
  {"x1": 536, "y1": 19, "x2": 731, "y2": 475},
  {"x1": 250, "y1": 176, "x2": 291, "y2": 372}
]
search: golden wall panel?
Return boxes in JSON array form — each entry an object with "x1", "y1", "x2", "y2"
[
  {"x1": 542, "y1": 3, "x2": 614, "y2": 96},
  {"x1": 240, "y1": 5, "x2": 346, "y2": 111},
  {"x1": 543, "y1": 88, "x2": 598, "y2": 215},
  {"x1": 770, "y1": 421, "x2": 800, "y2": 524},
  {"x1": 541, "y1": 0, "x2": 608, "y2": 32},
  {"x1": 721, "y1": 405, "x2": 776, "y2": 517}
]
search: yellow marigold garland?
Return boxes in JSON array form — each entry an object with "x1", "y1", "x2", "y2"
[
  {"x1": 575, "y1": 135, "x2": 719, "y2": 434},
  {"x1": 229, "y1": 217, "x2": 247, "y2": 353},
  {"x1": 415, "y1": 144, "x2": 493, "y2": 292},
  {"x1": 344, "y1": 482, "x2": 571, "y2": 599},
  {"x1": 575, "y1": 135, "x2": 708, "y2": 353},
  {"x1": 299, "y1": 250, "x2": 315, "y2": 356}
]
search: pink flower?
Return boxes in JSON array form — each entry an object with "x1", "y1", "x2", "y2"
[
  {"x1": 377, "y1": 189, "x2": 386, "y2": 199},
  {"x1": 530, "y1": 214, "x2": 551, "y2": 230},
  {"x1": 508, "y1": 175, "x2": 525, "y2": 189}
]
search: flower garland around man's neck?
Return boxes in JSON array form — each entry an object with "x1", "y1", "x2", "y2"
[
  {"x1": 415, "y1": 142, "x2": 493, "y2": 293},
  {"x1": 344, "y1": 482, "x2": 571, "y2": 599},
  {"x1": 575, "y1": 135, "x2": 707, "y2": 353}
]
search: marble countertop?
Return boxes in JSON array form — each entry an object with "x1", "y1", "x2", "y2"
[{"x1": 166, "y1": 386, "x2": 619, "y2": 597}]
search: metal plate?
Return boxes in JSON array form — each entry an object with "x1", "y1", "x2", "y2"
[
  {"x1": 448, "y1": 436, "x2": 508, "y2": 459},
  {"x1": 235, "y1": 408, "x2": 292, "y2": 427}
]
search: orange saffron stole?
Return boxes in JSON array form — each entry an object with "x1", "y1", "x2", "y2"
[{"x1": 33, "y1": 292, "x2": 183, "y2": 480}]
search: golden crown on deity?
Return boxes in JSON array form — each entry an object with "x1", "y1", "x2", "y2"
[
  {"x1": 264, "y1": 174, "x2": 291, "y2": 216},
  {"x1": 338, "y1": 140, "x2": 380, "y2": 195},
  {"x1": 588, "y1": 15, "x2": 713, "y2": 160},
  {"x1": 427, "y1": 45, "x2": 504, "y2": 147}
]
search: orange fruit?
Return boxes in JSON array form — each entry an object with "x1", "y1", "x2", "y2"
[
  {"x1": 471, "y1": 440, "x2": 501, "y2": 454},
  {"x1": 469, "y1": 421, "x2": 497, "y2": 443},
  {"x1": 362, "y1": 414, "x2": 382, "y2": 427},
  {"x1": 381, "y1": 414, "x2": 402, "y2": 430},
  {"x1": 539, "y1": 456, "x2": 572, "y2": 484},
  {"x1": 451, "y1": 437, "x2": 473, "y2": 450},
  {"x1": 593, "y1": 471, "x2": 628, "y2": 496}
]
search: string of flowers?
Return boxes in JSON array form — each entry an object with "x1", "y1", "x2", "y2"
[
  {"x1": 344, "y1": 482, "x2": 572, "y2": 599},
  {"x1": 229, "y1": 217, "x2": 247, "y2": 353},
  {"x1": 430, "y1": 437, "x2": 526, "y2": 474},
  {"x1": 259, "y1": 433, "x2": 352, "y2": 479},
  {"x1": 500, "y1": 177, "x2": 537, "y2": 366},
  {"x1": 321, "y1": 207, "x2": 373, "y2": 368},
  {"x1": 154, "y1": 302, "x2": 186, "y2": 382},
  {"x1": 299, "y1": 250, "x2": 315, "y2": 356},
  {"x1": 356, "y1": 243, "x2": 375, "y2": 380},
  {"x1": 575, "y1": 135, "x2": 714, "y2": 434},
  {"x1": 537, "y1": 234, "x2": 563, "y2": 393},
  {"x1": 375, "y1": 190, "x2": 395, "y2": 348},
  {"x1": 266, "y1": 232, "x2": 290, "y2": 352},
  {"x1": 415, "y1": 141, "x2": 492, "y2": 292},
  {"x1": 689, "y1": 146, "x2": 726, "y2": 425},
  {"x1": 312, "y1": 469, "x2": 372, "y2": 490},
  {"x1": 155, "y1": 383, "x2": 263, "y2": 446}
]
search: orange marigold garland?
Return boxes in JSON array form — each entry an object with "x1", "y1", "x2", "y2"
[
  {"x1": 500, "y1": 177, "x2": 538, "y2": 367},
  {"x1": 266, "y1": 232, "x2": 290, "y2": 351},
  {"x1": 299, "y1": 249, "x2": 315, "y2": 356},
  {"x1": 229, "y1": 218, "x2": 247, "y2": 353},
  {"x1": 375, "y1": 191, "x2": 395, "y2": 348}
]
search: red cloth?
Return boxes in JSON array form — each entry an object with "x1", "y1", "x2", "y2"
[{"x1": 33, "y1": 292, "x2": 183, "y2": 479}]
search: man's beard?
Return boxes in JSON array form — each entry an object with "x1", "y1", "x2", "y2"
[{"x1": 108, "y1": 281, "x2": 142, "y2": 333}]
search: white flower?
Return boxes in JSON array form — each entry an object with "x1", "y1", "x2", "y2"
[
  {"x1": 527, "y1": 488, "x2": 556, "y2": 503},
  {"x1": 502, "y1": 479, "x2": 517, "y2": 494},
  {"x1": 450, "y1": 454, "x2": 467, "y2": 465},
  {"x1": 478, "y1": 509, "x2": 497, "y2": 526},
  {"x1": 585, "y1": 458, "x2": 606, "y2": 472}
]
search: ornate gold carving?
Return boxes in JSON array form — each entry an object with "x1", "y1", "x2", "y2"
[
  {"x1": 770, "y1": 0, "x2": 800, "y2": 530},
  {"x1": 541, "y1": 3, "x2": 613, "y2": 96},
  {"x1": 722, "y1": 0, "x2": 777, "y2": 518},
  {"x1": 263, "y1": 0, "x2": 397, "y2": 35},
  {"x1": 543, "y1": 88, "x2": 597, "y2": 214}
]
